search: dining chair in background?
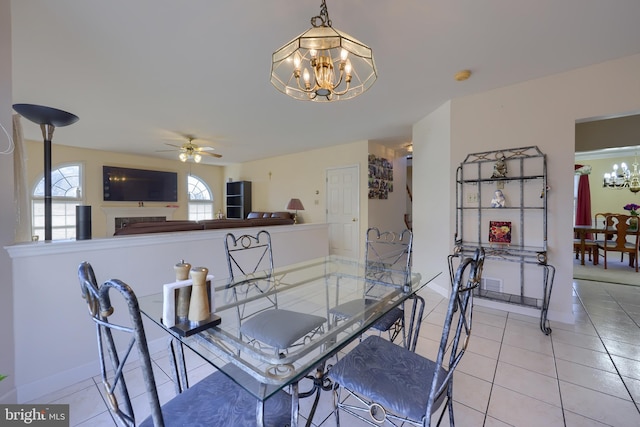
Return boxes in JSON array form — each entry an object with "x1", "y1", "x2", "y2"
[
  {"x1": 224, "y1": 230, "x2": 326, "y2": 356},
  {"x1": 595, "y1": 214, "x2": 639, "y2": 272},
  {"x1": 77, "y1": 262, "x2": 293, "y2": 427},
  {"x1": 328, "y1": 247, "x2": 485, "y2": 427},
  {"x1": 329, "y1": 227, "x2": 414, "y2": 347}
]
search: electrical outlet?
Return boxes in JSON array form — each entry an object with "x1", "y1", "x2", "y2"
[{"x1": 465, "y1": 193, "x2": 479, "y2": 203}]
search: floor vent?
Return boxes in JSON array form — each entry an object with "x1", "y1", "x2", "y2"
[{"x1": 481, "y1": 277, "x2": 503, "y2": 293}]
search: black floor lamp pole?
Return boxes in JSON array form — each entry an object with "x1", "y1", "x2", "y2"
[
  {"x1": 13, "y1": 104, "x2": 79, "y2": 241},
  {"x1": 42, "y1": 124, "x2": 54, "y2": 241}
]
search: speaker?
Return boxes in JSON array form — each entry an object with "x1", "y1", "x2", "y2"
[{"x1": 76, "y1": 205, "x2": 92, "y2": 240}]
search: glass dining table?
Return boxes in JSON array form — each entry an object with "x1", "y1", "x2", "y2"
[{"x1": 138, "y1": 255, "x2": 441, "y2": 427}]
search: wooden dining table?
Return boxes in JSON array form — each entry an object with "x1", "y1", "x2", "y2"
[{"x1": 574, "y1": 224, "x2": 639, "y2": 266}]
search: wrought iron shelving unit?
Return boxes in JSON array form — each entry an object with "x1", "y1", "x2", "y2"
[{"x1": 449, "y1": 146, "x2": 555, "y2": 334}]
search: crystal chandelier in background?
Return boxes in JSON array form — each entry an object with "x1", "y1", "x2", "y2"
[
  {"x1": 603, "y1": 154, "x2": 640, "y2": 193},
  {"x1": 270, "y1": 0, "x2": 377, "y2": 102}
]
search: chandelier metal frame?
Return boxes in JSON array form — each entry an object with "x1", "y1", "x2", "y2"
[{"x1": 270, "y1": 0, "x2": 377, "y2": 102}]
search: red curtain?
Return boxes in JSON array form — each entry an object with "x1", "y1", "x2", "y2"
[{"x1": 575, "y1": 164, "x2": 592, "y2": 238}]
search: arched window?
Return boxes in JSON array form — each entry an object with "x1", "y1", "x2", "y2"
[
  {"x1": 32, "y1": 164, "x2": 83, "y2": 240},
  {"x1": 188, "y1": 175, "x2": 214, "y2": 220}
]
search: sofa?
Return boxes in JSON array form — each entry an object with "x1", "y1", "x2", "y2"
[{"x1": 113, "y1": 211, "x2": 295, "y2": 236}]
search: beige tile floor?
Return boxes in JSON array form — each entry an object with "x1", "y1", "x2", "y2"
[{"x1": 31, "y1": 278, "x2": 640, "y2": 426}]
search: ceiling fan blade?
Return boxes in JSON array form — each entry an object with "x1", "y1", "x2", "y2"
[
  {"x1": 164, "y1": 143, "x2": 183, "y2": 148},
  {"x1": 155, "y1": 148, "x2": 181, "y2": 152},
  {"x1": 201, "y1": 151, "x2": 222, "y2": 158},
  {"x1": 196, "y1": 146, "x2": 216, "y2": 151}
]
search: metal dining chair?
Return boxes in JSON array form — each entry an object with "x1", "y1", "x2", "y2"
[
  {"x1": 329, "y1": 227, "x2": 414, "y2": 346},
  {"x1": 224, "y1": 230, "x2": 326, "y2": 355},
  {"x1": 328, "y1": 247, "x2": 485, "y2": 427},
  {"x1": 78, "y1": 262, "x2": 293, "y2": 427}
]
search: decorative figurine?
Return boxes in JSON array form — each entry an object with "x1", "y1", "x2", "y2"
[
  {"x1": 491, "y1": 189, "x2": 506, "y2": 208},
  {"x1": 492, "y1": 156, "x2": 508, "y2": 178}
]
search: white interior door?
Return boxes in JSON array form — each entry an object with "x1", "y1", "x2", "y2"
[{"x1": 326, "y1": 165, "x2": 360, "y2": 258}]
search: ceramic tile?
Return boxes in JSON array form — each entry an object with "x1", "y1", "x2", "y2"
[
  {"x1": 457, "y1": 350, "x2": 498, "y2": 382},
  {"x1": 601, "y1": 338, "x2": 640, "y2": 361},
  {"x1": 498, "y1": 343, "x2": 556, "y2": 377},
  {"x1": 552, "y1": 341, "x2": 617, "y2": 373},
  {"x1": 72, "y1": 410, "x2": 116, "y2": 427},
  {"x1": 51, "y1": 383, "x2": 108, "y2": 427},
  {"x1": 474, "y1": 310, "x2": 508, "y2": 329},
  {"x1": 559, "y1": 380, "x2": 640, "y2": 427},
  {"x1": 487, "y1": 385, "x2": 564, "y2": 427},
  {"x1": 564, "y1": 410, "x2": 616, "y2": 427},
  {"x1": 550, "y1": 328, "x2": 606, "y2": 352},
  {"x1": 610, "y1": 354, "x2": 640, "y2": 381},
  {"x1": 467, "y1": 334, "x2": 502, "y2": 359},
  {"x1": 470, "y1": 320, "x2": 505, "y2": 343},
  {"x1": 493, "y1": 361, "x2": 560, "y2": 407},
  {"x1": 556, "y1": 359, "x2": 631, "y2": 400},
  {"x1": 450, "y1": 371, "x2": 492, "y2": 413},
  {"x1": 502, "y1": 327, "x2": 553, "y2": 356}
]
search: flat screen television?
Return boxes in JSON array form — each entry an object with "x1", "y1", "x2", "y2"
[{"x1": 103, "y1": 166, "x2": 178, "y2": 202}]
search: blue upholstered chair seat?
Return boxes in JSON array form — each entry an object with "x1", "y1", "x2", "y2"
[
  {"x1": 139, "y1": 367, "x2": 292, "y2": 427},
  {"x1": 330, "y1": 299, "x2": 403, "y2": 332},
  {"x1": 329, "y1": 335, "x2": 447, "y2": 422},
  {"x1": 240, "y1": 308, "x2": 326, "y2": 349}
]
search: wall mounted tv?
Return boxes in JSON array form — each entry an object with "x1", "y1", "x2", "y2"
[{"x1": 103, "y1": 166, "x2": 178, "y2": 202}]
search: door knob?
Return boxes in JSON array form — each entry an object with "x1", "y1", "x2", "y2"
[{"x1": 352, "y1": 218, "x2": 358, "y2": 222}]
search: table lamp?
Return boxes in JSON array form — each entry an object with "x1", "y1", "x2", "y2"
[
  {"x1": 13, "y1": 104, "x2": 79, "y2": 241},
  {"x1": 286, "y1": 198, "x2": 305, "y2": 224}
]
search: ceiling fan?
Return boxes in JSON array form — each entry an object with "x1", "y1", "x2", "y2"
[{"x1": 157, "y1": 135, "x2": 222, "y2": 162}]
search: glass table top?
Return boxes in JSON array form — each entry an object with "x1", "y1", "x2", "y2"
[{"x1": 138, "y1": 255, "x2": 440, "y2": 400}]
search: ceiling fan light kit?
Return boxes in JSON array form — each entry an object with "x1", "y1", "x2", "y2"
[
  {"x1": 159, "y1": 136, "x2": 222, "y2": 162},
  {"x1": 270, "y1": 0, "x2": 377, "y2": 102}
]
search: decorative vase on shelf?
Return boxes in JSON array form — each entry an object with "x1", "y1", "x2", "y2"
[
  {"x1": 174, "y1": 260, "x2": 191, "y2": 319},
  {"x1": 630, "y1": 216, "x2": 638, "y2": 232},
  {"x1": 188, "y1": 266, "x2": 210, "y2": 322}
]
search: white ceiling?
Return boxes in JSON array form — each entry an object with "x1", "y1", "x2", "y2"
[{"x1": 11, "y1": 0, "x2": 640, "y2": 165}]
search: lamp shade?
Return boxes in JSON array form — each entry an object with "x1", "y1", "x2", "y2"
[
  {"x1": 13, "y1": 104, "x2": 79, "y2": 128},
  {"x1": 286, "y1": 198, "x2": 305, "y2": 211}
]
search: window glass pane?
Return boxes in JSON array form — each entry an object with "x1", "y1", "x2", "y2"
[
  {"x1": 34, "y1": 165, "x2": 81, "y2": 199},
  {"x1": 31, "y1": 164, "x2": 82, "y2": 241},
  {"x1": 187, "y1": 175, "x2": 213, "y2": 220}
]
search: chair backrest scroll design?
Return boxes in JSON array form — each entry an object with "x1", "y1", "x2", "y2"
[{"x1": 78, "y1": 262, "x2": 164, "y2": 427}]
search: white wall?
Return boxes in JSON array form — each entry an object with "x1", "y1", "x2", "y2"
[
  {"x1": 412, "y1": 101, "x2": 453, "y2": 295},
  {"x1": 0, "y1": 0, "x2": 16, "y2": 404},
  {"x1": 412, "y1": 54, "x2": 640, "y2": 323}
]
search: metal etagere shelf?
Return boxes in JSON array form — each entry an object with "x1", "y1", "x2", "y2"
[{"x1": 449, "y1": 146, "x2": 555, "y2": 334}]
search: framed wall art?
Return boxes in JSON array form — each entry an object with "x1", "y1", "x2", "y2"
[
  {"x1": 488, "y1": 221, "x2": 512, "y2": 244},
  {"x1": 368, "y1": 154, "x2": 394, "y2": 199}
]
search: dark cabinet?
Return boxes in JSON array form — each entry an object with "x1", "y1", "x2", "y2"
[{"x1": 226, "y1": 181, "x2": 252, "y2": 219}]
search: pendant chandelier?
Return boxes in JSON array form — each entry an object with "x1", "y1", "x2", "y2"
[
  {"x1": 270, "y1": 0, "x2": 377, "y2": 102},
  {"x1": 603, "y1": 154, "x2": 640, "y2": 193}
]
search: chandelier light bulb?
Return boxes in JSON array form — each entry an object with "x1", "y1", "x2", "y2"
[
  {"x1": 179, "y1": 152, "x2": 188, "y2": 162},
  {"x1": 194, "y1": 153, "x2": 202, "y2": 163},
  {"x1": 340, "y1": 49, "x2": 348, "y2": 61}
]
